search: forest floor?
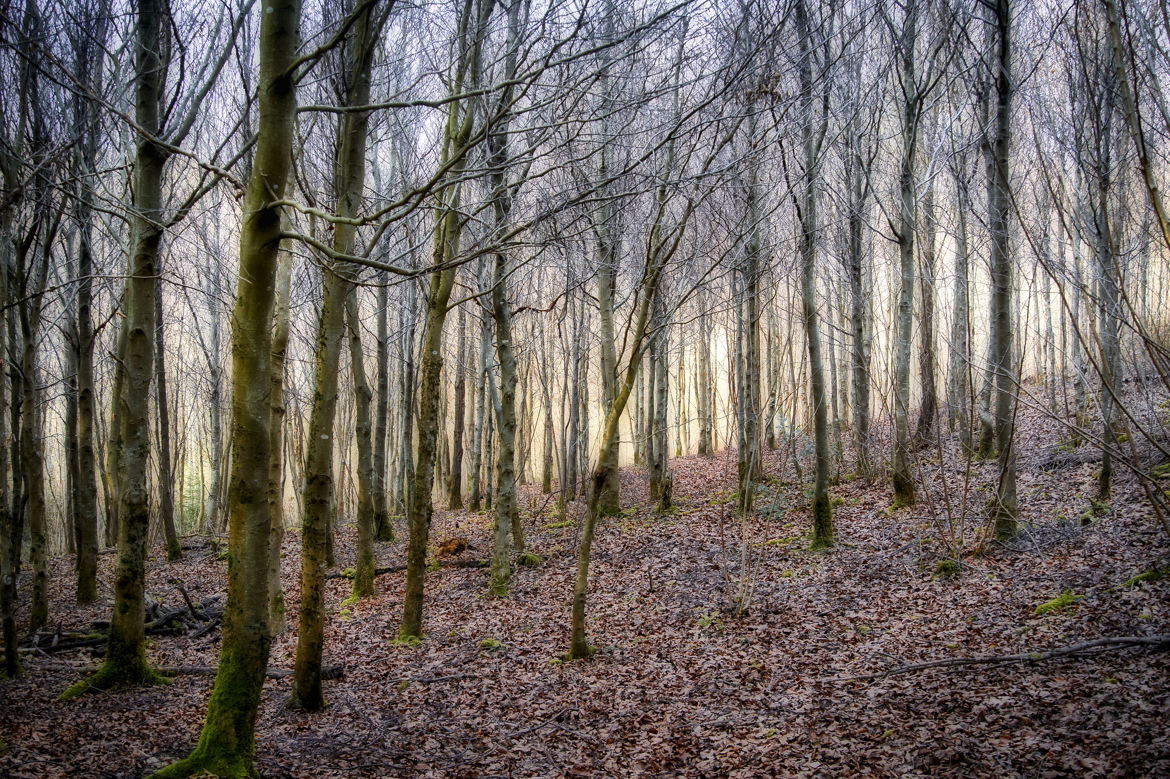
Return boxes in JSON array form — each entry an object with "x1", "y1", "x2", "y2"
[{"x1": 2, "y1": 392, "x2": 1170, "y2": 777}]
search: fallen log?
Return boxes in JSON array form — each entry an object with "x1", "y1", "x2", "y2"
[
  {"x1": 828, "y1": 635, "x2": 1170, "y2": 682},
  {"x1": 325, "y1": 564, "x2": 406, "y2": 580},
  {"x1": 34, "y1": 663, "x2": 344, "y2": 680}
]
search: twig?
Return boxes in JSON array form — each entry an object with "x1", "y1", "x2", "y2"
[
  {"x1": 402, "y1": 673, "x2": 477, "y2": 684},
  {"x1": 827, "y1": 635, "x2": 1170, "y2": 682},
  {"x1": 324, "y1": 564, "x2": 406, "y2": 580},
  {"x1": 507, "y1": 707, "x2": 568, "y2": 739}
]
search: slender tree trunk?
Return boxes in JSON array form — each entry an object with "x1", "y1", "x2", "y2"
[
  {"x1": 292, "y1": 0, "x2": 381, "y2": 708},
  {"x1": 373, "y1": 275, "x2": 392, "y2": 540},
  {"x1": 0, "y1": 244, "x2": 15, "y2": 678},
  {"x1": 892, "y1": 5, "x2": 919, "y2": 507},
  {"x1": 913, "y1": 175, "x2": 938, "y2": 447},
  {"x1": 71, "y1": 11, "x2": 104, "y2": 599},
  {"x1": 796, "y1": 0, "x2": 833, "y2": 547},
  {"x1": 20, "y1": 322, "x2": 47, "y2": 632},
  {"x1": 737, "y1": 149, "x2": 762, "y2": 514},
  {"x1": 396, "y1": 281, "x2": 416, "y2": 516},
  {"x1": 347, "y1": 291, "x2": 377, "y2": 598},
  {"x1": 155, "y1": 279, "x2": 181, "y2": 561},
  {"x1": 469, "y1": 300, "x2": 489, "y2": 512},
  {"x1": 267, "y1": 252, "x2": 293, "y2": 634},
  {"x1": 697, "y1": 296, "x2": 712, "y2": 456},
  {"x1": 400, "y1": 0, "x2": 489, "y2": 640},
  {"x1": 948, "y1": 158, "x2": 972, "y2": 451},
  {"x1": 66, "y1": 0, "x2": 170, "y2": 693},
  {"x1": 988, "y1": 0, "x2": 1017, "y2": 537},
  {"x1": 448, "y1": 307, "x2": 466, "y2": 510},
  {"x1": 487, "y1": 5, "x2": 528, "y2": 586},
  {"x1": 105, "y1": 309, "x2": 127, "y2": 547},
  {"x1": 66, "y1": 324, "x2": 81, "y2": 560}
]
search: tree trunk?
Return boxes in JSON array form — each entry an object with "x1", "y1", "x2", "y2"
[
  {"x1": 154, "y1": 0, "x2": 300, "y2": 772},
  {"x1": 487, "y1": 2, "x2": 527, "y2": 588},
  {"x1": 0, "y1": 238, "x2": 16, "y2": 678},
  {"x1": 891, "y1": 4, "x2": 919, "y2": 508},
  {"x1": 373, "y1": 275, "x2": 392, "y2": 540},
  {"x1": 66, "y1": 0, "x2": 170, "y2": 694},
  {"x1": 988, "y1": 0, "x2": 1018, "y2": 536},
  {"x1": 448, "y1": 307, "x2": 466, "y2": 510},
  {"x1": 71, "y1": 9, "x2": 105, "y2": 600},
  {"x1": 400, "y1": 0, "x2": 489, "y2": 640},
  {"x1": 948, "y1": 156, "x2": 972, "y2": 451},
  {"x1": 347, "y1": 291, "x2": 378, "y2": 598},
  {"x1": 20, "y1": 316, "x2": 47, "y2": 632},
  {"x1": 913, "y1": 173, "x2": 938, "y2": 447},
  {"x1": 155, "y1": 278, "x2": 181, "y2": 561},
  {"x1": 796, "y1": 0, "x2": 833, "y2": 547},
  {"x1": 292, "y1": 0, "x2": 381, "y2": 709},
  {"x1": 267, "y1": 251, "x2": 293, "y2": 634},
  {"x1": 105, "y1": 307, "x2": 127, "y2": 547}
]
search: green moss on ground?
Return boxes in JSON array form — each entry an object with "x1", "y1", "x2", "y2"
[{"x1": 1034, "y1": 589, "x2": 1083, "y2": 616}]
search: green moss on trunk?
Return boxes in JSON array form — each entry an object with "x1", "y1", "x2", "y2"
[
  {"x1": 149, "y1": 644, "x2": 267, "y2": 778},
  {"x1": 59, "y1": 636, "x2": 167, "y2": 700},
  {"x1": 811, "y1": 492, "x2": 834, "y2": 550},
  {"x1": 891, "y1": 470, "x2": 915, "y2": 509}
]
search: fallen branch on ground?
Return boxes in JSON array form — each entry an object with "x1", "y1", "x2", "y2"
[
  {"x1": 324, "y1": 564, "x2": 406, "y2": 580},
  {"x1": 828, "y1": 635, "x2": 1170, "y2": 682},
  {"x1": 34, "y1": 663, "x2": 344, "y2": 680}
]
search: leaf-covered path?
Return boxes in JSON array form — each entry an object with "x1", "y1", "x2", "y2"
[{"x1": 2, "y1": 416, "x2": 1169, "y2": 777}]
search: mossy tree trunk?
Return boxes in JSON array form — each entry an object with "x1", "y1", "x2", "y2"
[
  {"x1": 347, "y1": 291, "x2": 378, "y2": 598},
  {"x1": 21, "y1": 315, "x2": 48, "y2": 633},
  {"x1": 153, "y1": 0, "x2": 301, "y2": 773},
  {"x1": 104, "y1": 310, "x2": 127, "y2": 548},
  {"x1": 69, "y1": 0, "x2": 170, "y2": 693},
  {"x1": 292, "y1": 0, "x2": 384, "y2": 709},
  {"x1": 291, "y1": 263, "x2": 346, "y2": 713},
  {"x1": 468, "y1": 298, "x2": 489, "y2": 512},
  {"x1": 267, "y1": 252, "x2": 293, "y2": 634},
  {"x1": 0, "y1": 237, "x2": 15, "y2": 678},
  {"x1": 487, "y1": 0, "x2": 526, "y2": 595},
  {"x1": 795, "y1": 0, "x2": 833, "y2": 548},
  {"x1": 401, "y1": 0, "x2": 492, "y2": 640}
]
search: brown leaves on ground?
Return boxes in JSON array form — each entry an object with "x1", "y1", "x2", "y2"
[{"x1": 1, "y1": 396, "x2": 1168, "y2": 777}]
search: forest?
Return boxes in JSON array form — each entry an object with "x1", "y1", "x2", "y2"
[{"x1": 0, "y1": 0, "x2": 1169, "y2": 775}]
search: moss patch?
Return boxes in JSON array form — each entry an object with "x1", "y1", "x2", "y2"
[
  {"x1": 1034, "y1": 589, "x2": 1084, "y2": 616},
  {"x1": 1120, "y1": 568, "x2": 1165, "y2": 588},
  {"x1": 59, "y1": 651, "x2": 168, "y2": 701},
  {"x1": 934, "y1": 558, "x2": 960, "y2": 578}
]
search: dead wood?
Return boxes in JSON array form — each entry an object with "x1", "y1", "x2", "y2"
[
  {"x1": 829, "y1": 635, "x2": 1170, "y2": 682},
  {"x1": 324, "y1": 564, "x2": 407, "y2": 580},
  {"x1": 33, "y1": 663, "x2": 344, "y2": 680}
]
